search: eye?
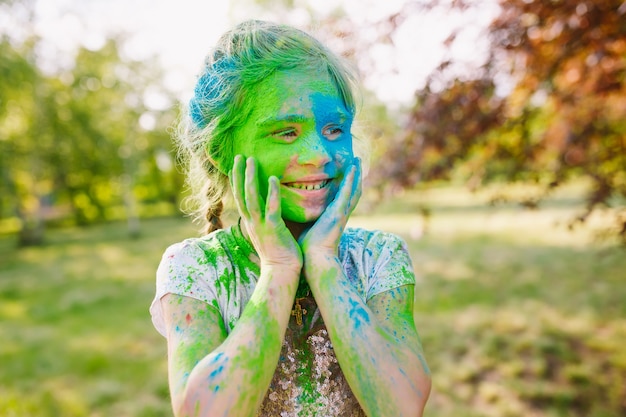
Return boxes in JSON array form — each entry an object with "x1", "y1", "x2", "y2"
[
  {"x1": 322, "y1": 125, "x2": 344, "y2": 141},
  {"x1": 271, "y1": 128, "x2": 298, "y2": 142}
]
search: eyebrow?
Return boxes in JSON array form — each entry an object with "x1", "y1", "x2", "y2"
[
  {"x1": 256, "y1": 114, "x2": 308, "y2": 128},
  {"x1": 256, "y1": 111, "x2": 350, "y2": 128}
]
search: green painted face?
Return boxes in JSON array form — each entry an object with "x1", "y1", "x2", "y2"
[{"x1": 233, "y1": 68, "x2": 354, "y2": 223}]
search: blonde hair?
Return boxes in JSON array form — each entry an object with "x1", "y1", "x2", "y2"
[{"x1": 174, "y1": 20, "x2": 360, "y2": 234}]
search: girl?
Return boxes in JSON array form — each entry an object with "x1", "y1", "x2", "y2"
[{"x1": 150, "y1": 20, "x2": 431, "y2": 417}]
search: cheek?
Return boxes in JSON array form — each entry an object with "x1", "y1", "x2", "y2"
[
  {"x1": 249, "y1": 148, "x2": 290, "y2": 201},
  {"x1": 330, "y1": 140, "x2": 354, "y2": 168},
  {"x1": 255, "y1": 149, "x2": 293, "y2": 179}
]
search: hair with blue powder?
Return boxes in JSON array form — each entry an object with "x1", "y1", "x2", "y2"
[{"x1": 175, "y1": 20, "x2": 360, "y2": 234}]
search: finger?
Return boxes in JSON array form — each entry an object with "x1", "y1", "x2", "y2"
[
  {"x1": 244, "y1": 157, "x2": 263, "y2": 222},
  {"x1": 346, "y1": 158, "x2": 363, "y2": 214},
  {"x1": 231, "y1": 155, "x2": 250, "y2": 219},
  {"x1": 265, "y1": 176, "x2": 282, "y2": 222},
  {"x1": 334, "y1": 163, "x2": 357, "y2": 214},
  {"x1": 318, "y1": 166, "x2": 351, "y2": 221}
]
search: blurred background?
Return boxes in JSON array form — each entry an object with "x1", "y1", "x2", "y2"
[{"x1": 0, "y1": 0, "x2": 624, "y2": 416}]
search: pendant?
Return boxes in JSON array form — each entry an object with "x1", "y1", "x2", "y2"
[{"x1": 291, "y1": 298, "x2": 308, "y2": 326}]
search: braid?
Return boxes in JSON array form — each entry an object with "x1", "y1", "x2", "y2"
[{"x1": 205, "y1": 200, "x2": 224, "y2": 234}]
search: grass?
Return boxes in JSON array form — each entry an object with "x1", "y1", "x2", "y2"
[
  {"x1": 0, "y1": 184, "x2": 624, "y2": 417},
  {"x1": 352, "y1": 184, "x2": 626, "y2": 417},
  {"x1": 0, "y1": 218, "x2": 196, "y2": 417}
]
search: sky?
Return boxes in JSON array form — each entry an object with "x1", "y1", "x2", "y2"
[{"x1": 21, "y1": 0, "x2": 498, "y2": 108}]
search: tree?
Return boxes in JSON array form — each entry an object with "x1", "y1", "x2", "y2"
[
  {"x1": 0, "y1": 36, "x2": 47, "y2": 244},
  {"x1": 0, "y1": 1, "x2": 180, "y2": 244},
  {"x1": 375, "y1": 0, "x2": 626, "y2": 243}
]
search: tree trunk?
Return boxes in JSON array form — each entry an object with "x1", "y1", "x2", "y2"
[{"x1": 17, "y1": 198, "x2": 45, "y2": 246}]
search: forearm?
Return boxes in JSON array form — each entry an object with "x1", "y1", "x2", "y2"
[
  {"x1": 179, "y1": 266, "x2": 298, "y2": 417},
  {"x1": 305, "y1": 254, "x2": 429, "y2": 417}
]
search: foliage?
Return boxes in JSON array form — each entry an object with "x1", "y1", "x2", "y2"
[
  {"x1": 1, "y1": 189, "x2": 625, "y2": 416},
  {"x1": 371, "y1": 0, "x2": 626, "y2": 244},
  {"x1": 0, "y1": 2, "x2": 181, "y2": 245},
  {"x1": 237, "y1": 0, "x2": 625, "y2": 243}
]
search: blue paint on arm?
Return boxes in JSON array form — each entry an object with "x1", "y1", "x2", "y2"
[
  {"x1": 209, "y1": 365, "x2": 224, "y2": 379},
  {"x1": 211, "y1": 352, "x2": 225, "y2": 363},
  {"x1": 348, "y1": 298, "x2": 370, "y2": 330}
]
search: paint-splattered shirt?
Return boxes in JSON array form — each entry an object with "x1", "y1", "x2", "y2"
[{"x1": 150, "y1": 225, "x2": 416, "y2": 416}]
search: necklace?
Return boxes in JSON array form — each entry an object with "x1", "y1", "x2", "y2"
[
  {"x1": 295, "y1": 274, "x2": 310, "y2": 298},
  {"x1": 292, "y1": 274, "x2": 311, "y2": 326}
]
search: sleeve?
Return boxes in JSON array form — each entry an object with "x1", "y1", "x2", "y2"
[
  {"x1": 364, "y1": 231, "x2": 416, "y2": 300},
  {"x1": 149, "y1": 240, "x2": 220, "y2": 338}
]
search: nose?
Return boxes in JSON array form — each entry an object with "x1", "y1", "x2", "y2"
[{"x1": 296, "y1": 132, "x2": 332, "y2": 167}]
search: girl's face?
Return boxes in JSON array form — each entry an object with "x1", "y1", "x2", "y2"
[{"x1": 233, "y1": 67, "x2": 354, "y2": 224}]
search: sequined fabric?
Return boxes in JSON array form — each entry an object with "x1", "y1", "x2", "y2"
[{"x1": 257, "y1": 297, "x2": 366, "y2": 417}]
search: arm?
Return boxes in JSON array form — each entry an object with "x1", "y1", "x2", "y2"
[
  {"x1": 300, "y1": 159, "x2": 430, "y2": 416},
  {"x1": 161, "y1": 263, "x2": 298, "y2": 417},
  {"x1": 161, "y1": 155, "x2": 302, "y2": 416},
  {"x1": 305, "y1": 258, "x2": 431, "y2": 416}
]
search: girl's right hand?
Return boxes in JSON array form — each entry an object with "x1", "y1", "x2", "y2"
[{"x1": 230, "y1": 155, "x2": 303, "y2": 273}]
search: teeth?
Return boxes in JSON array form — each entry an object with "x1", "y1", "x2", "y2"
[{"x1": 287, "y1": 180, "x2": 329, "y2": 190}]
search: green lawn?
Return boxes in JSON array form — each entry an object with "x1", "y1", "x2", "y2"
[{"x1": 1, "y1": 185, "x2": 624, "y2": 417}]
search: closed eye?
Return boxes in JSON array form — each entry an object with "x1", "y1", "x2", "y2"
[{"x1": 271, "y1": 128, "x2": 298, "y2": 142}]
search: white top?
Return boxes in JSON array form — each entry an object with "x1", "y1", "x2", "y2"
[
  {"x1": 150, "y1": 225, "x2": 416, "y2": 336},
  {"x1": 149, "y1": 224, "x2": 416, "y2": 416}
]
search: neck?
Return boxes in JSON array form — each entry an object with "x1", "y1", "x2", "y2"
[
  {"x1": 238, "y1": 217, "x2": 312, "y2": 243},
  {"x1": 284, "y1": 219, "x2": 313, "y2": 240}
]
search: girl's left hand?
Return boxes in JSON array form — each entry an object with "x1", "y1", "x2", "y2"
[{"x1": 298, "y1": 158, "x2": 362, "y2": 257}]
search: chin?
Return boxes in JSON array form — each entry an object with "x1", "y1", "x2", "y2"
[
  {"x1": 282, "y1": 212, "x2": 322, "y2": 224},
  {"x1": 281, "y1": 204, "x2": 324, "y2": 224}
]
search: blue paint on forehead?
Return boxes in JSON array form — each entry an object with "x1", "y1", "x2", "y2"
[{"x1": 311, "y1": 92, "x2": 352, "y2": 124}]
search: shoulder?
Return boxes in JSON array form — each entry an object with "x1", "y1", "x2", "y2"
[
  {"x1": 158, "y1": 228, "x2": 238, "y2": 276},
  {"x1": 340, "y1": 227, "x2": 415, "y2": 299},
  {"x1": 340, "y1": 227, "x2": 409, "y2": 254}
]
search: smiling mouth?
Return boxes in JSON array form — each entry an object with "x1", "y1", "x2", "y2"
[{"x1": 283, "y1": 179, "x2": 331, "y2": 191}]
